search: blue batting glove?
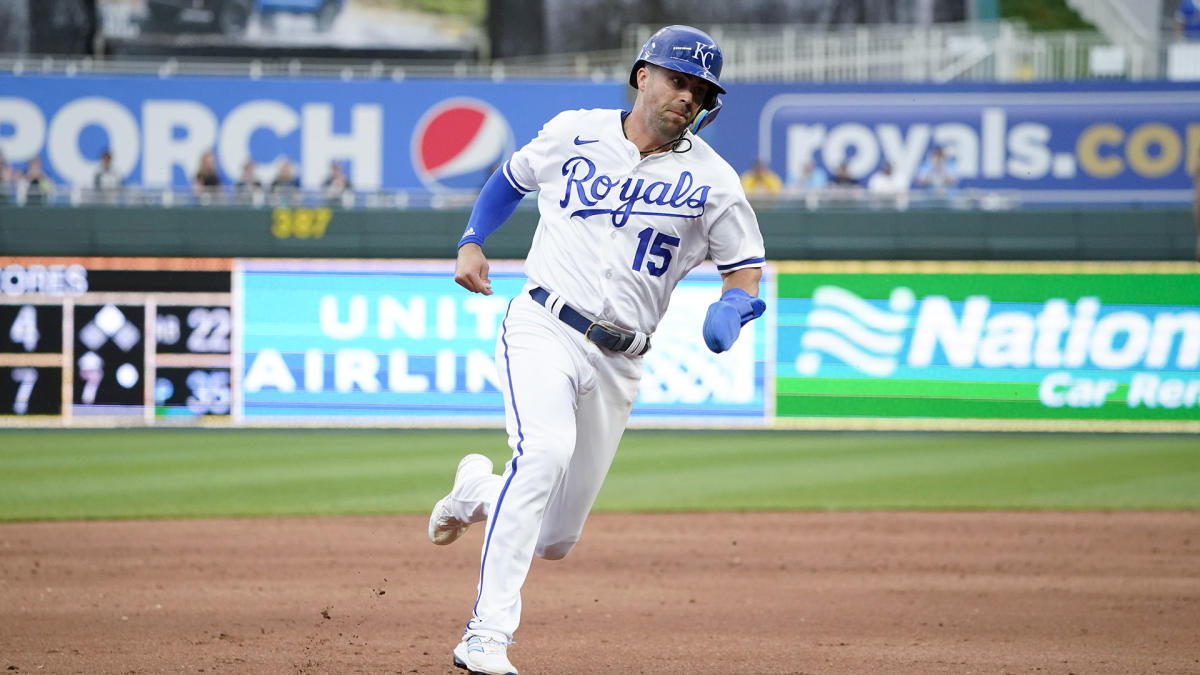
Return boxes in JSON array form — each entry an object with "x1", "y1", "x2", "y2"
[{"x1": 702, "y1": 288, "x2": 767, "y2": 353}]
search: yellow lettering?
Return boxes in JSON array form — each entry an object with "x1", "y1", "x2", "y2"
[
  {"x1": 271, "y1": 208, "x2": 332, "y2": 239},
  {"x1": 270, "y1": 208, "x2": 291, "y2": 238},
  {"x1": 293, "y1": 209, "x2": 314, "y2": 239},
  {"x1": 1187, "y1": 123, "x2": 1200, "y2": 176},
  {"x1": 1125, "y1": 123, "x2": 1181, "y2": 178},
  {"x1": 1076, "y1": 123, "x2": 1124, "y2": 178},
  {"x1": 314, "y1": 208, "x2": 332, "y2": 237}
]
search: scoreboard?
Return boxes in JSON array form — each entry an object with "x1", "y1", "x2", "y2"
[{"x1": 0, "y1": 258, "x2": 233, "y2": 425}]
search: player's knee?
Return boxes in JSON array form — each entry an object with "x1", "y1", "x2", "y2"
[{"x1": 535, "y1": 538, "x2": 577, "y2": 560}]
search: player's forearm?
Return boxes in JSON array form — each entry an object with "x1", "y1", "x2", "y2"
[
  {"x1": 720, "y1": 267, "x2": 762, "y2": 297},
  {"x1": 458, "y1": 168, "x2": 526, "y2": 249}
]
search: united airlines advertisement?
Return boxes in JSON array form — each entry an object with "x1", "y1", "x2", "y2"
[
  {"x1": 236, "y1": 259, "x2": 769, "y2": 426},
  {"x1": 774, "y1": 262, "x2": 1200, "y2": 432},
  {"x1": 2, "y1": 75, "x2": 1196, "y2": 203}
]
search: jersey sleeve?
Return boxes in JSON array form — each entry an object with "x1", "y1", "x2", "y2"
[
  {"x1": 502, "y1": 111, "x2": 573, "y2": 194},
  {"x1": 707, "y1": 193, "x2": 766, "y2": 273}
]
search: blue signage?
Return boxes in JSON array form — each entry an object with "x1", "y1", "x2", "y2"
[
  {"x1": 5, "y1": 75, "x2": 1193, "y2": 203},
  {"x1": 0, "y1": 74, "x2": 621, "y2": 192},
  {"x1": 237, "y1": 259, "x2": 768, "y2": 425},
  {"x1": 713, "y1": 82, "x2": 1200, "y2": 204}
]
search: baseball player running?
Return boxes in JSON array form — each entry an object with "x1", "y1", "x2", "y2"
[{"x1": 429, "y1": 25, "x2": 767, "y2": 675}]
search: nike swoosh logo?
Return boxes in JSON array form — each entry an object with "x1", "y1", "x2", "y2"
[{"x1": 573, "y1": 136, "x2": 599, "y2": 145}]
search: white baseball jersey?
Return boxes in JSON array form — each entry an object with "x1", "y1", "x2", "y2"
[
  {"x1": 446, "y1": 107, "x2": 767, "y2": 646},
  {"x1": 501, "y1": 108, "x2": 765, "y2": 335}
]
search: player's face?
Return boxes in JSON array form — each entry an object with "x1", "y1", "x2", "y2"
[{"x1": 639, "y1": 65, "x2": 709, "y2": 139}]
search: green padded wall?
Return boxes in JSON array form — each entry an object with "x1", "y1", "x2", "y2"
[{"x1": 1, "y1": 204, "x2": 1194, "y2": 261}]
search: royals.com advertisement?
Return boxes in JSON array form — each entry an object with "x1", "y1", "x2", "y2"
[
  {"x1": 1, "y1": 75, "x2": 1196, "y2": 202},
  {"x1": 718, "y1": 84, "x2": 1200, "y2": 204},
  {"x1": 236, "y1": 259, "x2": 770, "y2": 426},
  {"x1": 774, "y1": 262, "x2": 1200, "y2": 429}
]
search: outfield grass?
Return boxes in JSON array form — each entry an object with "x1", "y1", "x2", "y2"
[{"x1": 0, "y1": 429, "x2": 1197, "y2": 521}]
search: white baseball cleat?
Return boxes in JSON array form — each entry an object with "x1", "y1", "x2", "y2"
[
  {"x1": 428, "y1": 453, "x2": 494, "y2": 545},
  {"x1": 453, "y1": 634, "x2": 518, "y2": 675}
]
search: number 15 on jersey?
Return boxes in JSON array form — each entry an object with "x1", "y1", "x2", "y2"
[{"x1": 632, "y1": 227, "x2": 680, "y2": 277}]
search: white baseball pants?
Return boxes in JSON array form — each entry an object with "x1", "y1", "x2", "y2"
[{"x1": 446, "y1": 289, "x2": 641, "y2": 641}]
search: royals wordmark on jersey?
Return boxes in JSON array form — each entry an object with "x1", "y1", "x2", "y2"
[{"x1": 501, "y1": 108, "x2": 765, "y2": 335}]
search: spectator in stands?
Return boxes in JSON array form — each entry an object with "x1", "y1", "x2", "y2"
[
  {"x1": 193, "y1": 150, "x2": 223, "y2": 203},
  {"x1": 20, "y1": 156, "x2": 52, "y2": 206},
  {"x1": 1193, "y1": 147, "x2": 1200, "y2": 261},
  {"x1": 787, "y1": 158, "x2": 829, "y2": 193},
  {"x1": 915, "y1": 145, "x2": 958, "y2": 197},
  {"x1": 867, "y1": 161, "x2": 898, "y2": 193},
  {"x1": 739, "y1": 158, "x2": 783, "y2": 200},
  {"x1": 0, "y1": 149, "x2": 16, "y2": 204},
  {"x1": 830, "y1": 160, "x2": 860, "y2": 188},
  {"x1": 823, "y1": 160, "x2": 863, "y2": 206},
  {"x1": 270, "y1": 158, "x2": 301, "y2": 205},
  {"x1": 93, "y1": 148, "x2": 122, "y2": 202},
  {"x1": 235, "y1": 159, "x2": 263, "y2": 205},
  {"x1": 322, "y1": 160, "x2": 352, "y2": 205},
  {"x1": 1177, "y1": 0, "x2": 1200, "y2": 41},
  {"x1": 867, "y1": 161, "x2": 909, "y2": 209}
]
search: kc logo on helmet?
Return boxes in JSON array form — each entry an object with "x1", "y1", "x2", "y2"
[{"x1": 411, "y1": 98, "x2": 514, "y2": 192}]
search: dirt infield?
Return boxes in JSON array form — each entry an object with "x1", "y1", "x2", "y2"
[{"x1": 1, "y1": 512, "x2": 1197, "y2": 674}]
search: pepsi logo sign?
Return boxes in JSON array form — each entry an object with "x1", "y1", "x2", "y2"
[{"x1": 412, "y1": 98, "x2": 514, "y2": 192}]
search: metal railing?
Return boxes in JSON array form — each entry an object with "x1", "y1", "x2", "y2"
[
  {"x1": 0, "y1": 51, "x2": 633, "y2": 83},
  {"x1": 0, "y1": 182, "x2": 1021, "y2": 212},
  {"x1": 1065, "y1": 0, "x2": 1160, "y2": 80},
  {"x1": 0, "y1": 183, "x2": 482, "y2": 210},
  {"x1": 1, "y1": 20, "x2": 1168, "y2": 84},
  {"x1": 625, "y1": 21, "x2": 1156, "y2": 82}
]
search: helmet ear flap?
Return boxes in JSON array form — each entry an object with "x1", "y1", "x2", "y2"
[
  {"x1": 689, "y1": 97, "x2": 722, "y2": 134},
  {"x1": 628, "y1": 59, "x2": 647, "y2": 90},
  {"x1": 635, "y1": 62, "x2": 649, "y2": 90}
]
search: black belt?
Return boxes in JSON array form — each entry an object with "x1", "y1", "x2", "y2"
[{"x1": 528, "y1": 287, "x2": 651, "y2": 356}]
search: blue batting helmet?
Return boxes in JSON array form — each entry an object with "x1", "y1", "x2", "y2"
[{"x1": 629, "y1": 25, "x2": 725, "y2": 110}]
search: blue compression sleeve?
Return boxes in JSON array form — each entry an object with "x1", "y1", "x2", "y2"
[{"x1": 457, "y1": 168, "x2": 526, "y2": 248}]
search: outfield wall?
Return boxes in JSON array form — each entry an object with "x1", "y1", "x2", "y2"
[
  {"x1": 2, "y1": 257, "x2": 1197, "y2": 432},
  {"x1": 1, "y1": 205, "x2": 1194, "y2": 261}
]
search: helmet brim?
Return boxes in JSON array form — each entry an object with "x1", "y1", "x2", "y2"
[{"x1": 628, "y1": 59, "x2": 726, "y2": 110}]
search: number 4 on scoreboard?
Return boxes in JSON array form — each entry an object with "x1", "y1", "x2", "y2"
[{"x1": 9, "y1": 305, "x2": 40, "y2": 352}]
